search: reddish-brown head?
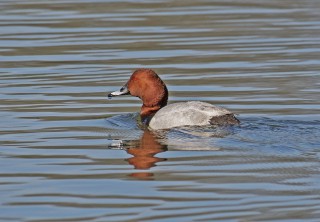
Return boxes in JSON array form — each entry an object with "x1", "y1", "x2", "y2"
[{"x1": 109, "y1": 69, "x2": 168, "y2": 118}]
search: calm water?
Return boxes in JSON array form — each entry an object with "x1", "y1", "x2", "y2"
[{"x1": 1, "y1": 0, "x2": 320, "y2": 221}]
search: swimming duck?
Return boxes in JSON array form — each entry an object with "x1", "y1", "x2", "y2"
[{"x1": 108, "y1": 69, "x2": 239, "y2": 130}]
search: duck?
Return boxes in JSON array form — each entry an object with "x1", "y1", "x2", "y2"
[{"x1": 108, "y1": 69, "x2": 239, "y2": 130}]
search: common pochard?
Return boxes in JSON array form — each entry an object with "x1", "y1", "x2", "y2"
[{"x1": 108, "y1": 69, "x2": 239, "y2": 130}]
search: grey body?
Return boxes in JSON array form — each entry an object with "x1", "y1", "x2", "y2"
[{"x1": 149, "y1": 101, "x2": 237, "y2": 130}]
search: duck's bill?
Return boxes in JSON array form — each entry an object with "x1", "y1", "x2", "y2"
[{"x1": 108, "y1": 84, "x2": 130, "y2": 98}]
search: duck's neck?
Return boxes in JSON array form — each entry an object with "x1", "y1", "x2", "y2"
[
  {"x1": 140, "y1": 105, "x2": 162, "y2": 119},
  {"x1": 140, "y1": 92, "x2": 168, "y2": 124},
  {"x1": 141, "y1": 103, "x2": 168, "y2": 125}
]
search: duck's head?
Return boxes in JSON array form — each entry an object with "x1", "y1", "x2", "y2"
[{"x1": 108, "y1": 69, "x2": 168, "y2": 119}]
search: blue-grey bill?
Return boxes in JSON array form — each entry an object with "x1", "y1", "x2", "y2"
[{"x1": 108, "y1": 84, "x2": 129, "y2": 99}]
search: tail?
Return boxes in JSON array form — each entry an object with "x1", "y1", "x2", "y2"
[{"x1": 210, "y1": 114, "x2": 240, "y2": 126}]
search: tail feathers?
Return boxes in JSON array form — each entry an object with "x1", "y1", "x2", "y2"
[{"x1": 210, "y1": 114, "x2": 240, "y2": 126}]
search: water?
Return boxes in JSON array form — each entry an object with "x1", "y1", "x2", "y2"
[{"x1": 1, "y1": 0, "x2": 320, "y2": 221}]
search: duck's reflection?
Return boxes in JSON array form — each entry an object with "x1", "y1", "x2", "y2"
[{"x1": 125, "y1": 130, "x2": 167, "y2": 170}]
